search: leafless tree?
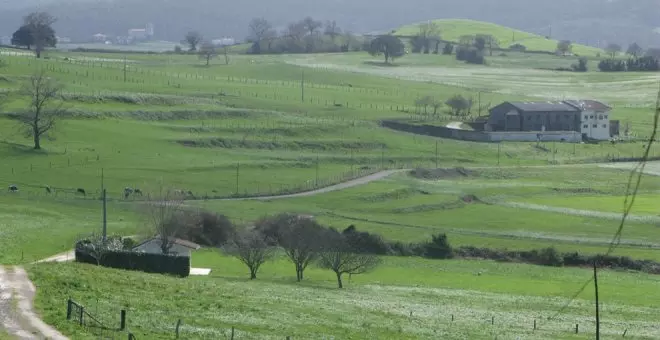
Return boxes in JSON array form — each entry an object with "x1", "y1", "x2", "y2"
[
  {"x1": 24, "y1": 11, "x2": 57, "y2": 58},
  {"x1": 15, "y1": 69, "x2": 65, "y2": 150},
  {"x1": 224, "y1": 228, "x2": 274, "y2": 279},
  {"x1": 301, "y1": 17, "x2": 322, "y2": 36},
  {"x1": 144, "y1": 189, "x2": 188, "y2": 254},
  {"x1": 606, "y1": 43, "x2": 622, "y2": 58},
  {"x1": 324, "y1": 20, "x2": 341, "y2": 41},
  {"x1": 183, "y1": 31, "x2": 203, "y2": 51},
  {"x1": 318, "y1": 232, "x2": 382, "y2": 288},
  {"x1": 248, "y1": 17, "x2": 276, "y2": 53},
  {"x1": 76, "y1": 233, "x2": 124, "y2": 265},
  {"x1": 222, "y1": 45, "x2": 230, "y2": 65},
  {"x1": 198, "y1": 41, "x2": 217, "y2": 66},
  {"x1": 285, "y1": 21, "x2": 307, "y2": 42},
  {"x1": 257, "y1": 213, "x2": 324, "y2": 281}
]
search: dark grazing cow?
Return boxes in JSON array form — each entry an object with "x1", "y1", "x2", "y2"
[
  {"x1": 76, "y1": 188, "x2": 86, "y2": 196},
  {"x1": 8, "y1": 185, "x2": 18, "y2": 192}
]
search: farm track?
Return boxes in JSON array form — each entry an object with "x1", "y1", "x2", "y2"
[{"x1": 0, "y1": 266, "x2": 68, "y2": 340}]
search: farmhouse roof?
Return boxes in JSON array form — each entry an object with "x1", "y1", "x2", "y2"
[
  {"x1": 133, "y1": 236, "x2": 201, "y2": 250},
  {"x1": 507, "y1": 101, "x2": 580, "y2": 112},
  {"x1": 563, "y1": 100, "x2": 611, "y2": 112}
]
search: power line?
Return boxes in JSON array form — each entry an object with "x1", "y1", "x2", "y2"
[{"x1": 549, "y1": 81, "x2": 660, "y2": 321}]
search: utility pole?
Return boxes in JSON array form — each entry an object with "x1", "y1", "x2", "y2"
[
  {"x1": 594, "y1": 261, "x2": 600, "y2": 340},
  {"x1": 435, "y1": 141, "x2": 438, "y2": 168},
  {"x1": 235, "y1": 162, "x2": 240, "y2": 195},
  {"x1": 301, "y1": 70, "x2": 305, "y2": 103},
  {"x1": 101, "y1": 168, "x2": 107, "y2": 243},
  {"x1": 123, "y1": 56, "x2": 127, "y2": 83},
  {"x1": 478, "y1": 91, "x2": 482, "y2": 116},
  {"x1": 315, "y1": 154, "x2": 319, "y2": 187},
  {"x1": 497, "y1": 143, "x2": 501, "y2": 166},
  {"x1": 102, "y1": 189, "x2": 107, "y2": 243}
]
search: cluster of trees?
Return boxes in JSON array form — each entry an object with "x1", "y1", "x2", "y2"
[
  {"x1": 246, "y1": 17, "x2": 363, "y2": 55},
  {"x1": 178, "y1": 31, "x2": 230, "y2": 66},
  {"x1": 413, "y1": 94, "x2": 490, "y2": 117},
  {"x1": 598, "y1": 56, "x2": 659, "y2": 72},
  {"x1": 409, "y1": 22, "x2": 442, "y2": 54},
  {"x1": 453, "y1": 35, "x2": 497, "y2": 65},
  {"x1": 10, "y1": 12, "x2": 57, "y2": 58},
  {"x1": 556, "y1": 40, "x2": 573, "y2": 55}
]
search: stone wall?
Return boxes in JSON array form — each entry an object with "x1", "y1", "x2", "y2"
[{"x1": 380, "y1": 120, "x2": 582, "y2": 143}]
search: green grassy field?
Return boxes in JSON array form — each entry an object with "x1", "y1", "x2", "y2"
[
  {"x1": 1, "y1": 26, "x2": 659, "y2": 339},
  {"x1": 29, "y1": 254, "x2": 660, "y2": 340},
  {"x1": 392, "y1": 19, "x2": 604, "y2": 56}
]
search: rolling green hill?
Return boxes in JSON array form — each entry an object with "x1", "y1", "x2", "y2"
[{"x1": 393, "y1": 19, "x2": 604, "y2": 56}]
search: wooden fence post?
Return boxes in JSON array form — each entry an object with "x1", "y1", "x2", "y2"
[
  {"x1": 230, "y1": 326, "x2": 235, "y2": 340},
  {"x1": 175, "y1": 319, "x2": 181, "y2": 338},
  {"x1": 120, "y1": 310, "x2": 126, "y2": 330},
  {"x1": 66, "y1": 299, "x2": 72, "y2": 320},
  {"x1": 79, "y1": 306, "x2": 84, "y2": 326},
  {"x1": 575, "y1": 324, "x2": 579, "y2": 334}
]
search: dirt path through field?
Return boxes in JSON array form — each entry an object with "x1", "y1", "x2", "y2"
[
  {"x1": 493, "y1": 201, "x2": 660, "y2": 223},
  {"x1": 0, "y1": 266, "x2": 68, "y2": 339}
]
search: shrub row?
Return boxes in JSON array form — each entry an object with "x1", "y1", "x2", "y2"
[
  {"x1": 74, "y1": 246, "x2": 191, "y2": 277},
  {"x1": 343, "y1": 226, "x2": 660, "y2": 274}
]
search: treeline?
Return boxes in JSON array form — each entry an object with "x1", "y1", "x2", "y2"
[
  {"x1": 246, "y1": 17, "x2": 364, "y2": 55},
  {"x1": 598, "y1": 55, "x2": 660, "y2": 72},
  {"x1": 78, "y1": 209, "x2": 660, "y2": 284}
]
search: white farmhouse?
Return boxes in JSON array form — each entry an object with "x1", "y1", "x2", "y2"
[{"x1": 565, "y1": 100, "x2": 612, "y2": 140}]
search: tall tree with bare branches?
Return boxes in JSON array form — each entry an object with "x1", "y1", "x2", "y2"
[
  {"x1": 318, "y1": 231, "x2": 381, "y2": 288},
  {"x1": 23, "y1": 11, "x2": 57, "y2": 58},
  {"x1": 198, "y1": 41, "x2": 217, "y2": 66},
  {"x1": 183, "y1": 31, "x2": 203, "y2": 51},
  {"x1": 14, "y1": 69, "x2": 65, "y2": 150},
  {"x1": 248, "y1": 17, "x2": 275, "y2": 54},
  {"x1": 324, "y1": 20, "x2": 341, "y2": 41},
  {"x1": 144, "y1": 189, "x2": 189, "y2": 254},
  {"x1": 224, "y1": 228, "x2": 274, "y2": 279}
]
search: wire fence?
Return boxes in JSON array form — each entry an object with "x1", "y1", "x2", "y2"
[{"x1": 66, "y1": 298, "x2": 133, "y2": 339}]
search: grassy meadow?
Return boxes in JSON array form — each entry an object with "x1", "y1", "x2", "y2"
[
  {"x1": 0, "y1": 20, "x2": 659, "y2": 339},
  {"x1": 392, "y1": 19, "x2": 604, "y2": 56}
]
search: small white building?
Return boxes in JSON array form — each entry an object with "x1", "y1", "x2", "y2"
[{"x1": 565, "y1": 100, "x2": 612, "y2": 140}]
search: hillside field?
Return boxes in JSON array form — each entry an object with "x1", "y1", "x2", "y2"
[
  {"x1": 0, "y1": 27, "x2": 659, "y2": 339},
  {"x1": 393, "y1": 19, "x2": 604, "y2": 56}
]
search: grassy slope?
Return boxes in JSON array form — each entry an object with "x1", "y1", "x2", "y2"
[
  {"x1": 393, "y1": 19, "x2": 603, "y2": 56},
  {"x1": 29, "y1": 255, "x2": 660, "y2": 340},
  {"x1": 0, "y1": 195, "x2": 141, "y2": 264}
]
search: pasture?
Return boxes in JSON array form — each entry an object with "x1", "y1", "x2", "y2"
[{"x1": 0, "y1": 21, "x2": 659, "y2": 339}]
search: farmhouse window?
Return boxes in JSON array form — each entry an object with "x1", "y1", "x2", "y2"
[
  {"x1": 605, "y1": 115, "x2": 608, "y2": 119},
  {"x1": 603, "y1": 124, "x2": 607, "y2": 128},
  {"x1": 590, "y1": 115, "x2": 594, "y2": 119},
  {"x1": 593, "y1": 124, "x2": 597, "y2": 128},
  {"x1": 599, "y1": 115, "x2": 603, "y2": 120},
  {"x1": 583, "y1": 124, "x2": 588, "y2": 128}
]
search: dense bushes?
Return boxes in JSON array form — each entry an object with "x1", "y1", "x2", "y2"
[
  {"x1": 75, "y1": 239, "x2": 191, "y2": 277},
  {"x1": 173, "y1": 210, "x2": 235, "y2": 246},
  {"x1": 456, "y1": 46, "x2": 485, "y2": 64},
  {"x1": 598, "y1": 56, "x2": 660, "y2": 72}
]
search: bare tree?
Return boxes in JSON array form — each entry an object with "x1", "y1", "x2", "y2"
[
  {"x1": 324, "y1": 20, "x2": 341, "y2": 41},
  {"x1": 144, "y1": 189, "x2": 188, "y2": 254},
  {"x1": 183, "y1": 31, "x2": 203, "y2": 51},
  {"x1": 606, "y1": 43, "x2": 622, "y2": 58},
  {"x1": 301, "y1": 17, "x2": 322, "y2": 36},
  {"x1": 285, "y1": 21, "x2": 307, "y2": 42},
  {"x1": 248, "y1": 17, "x2": 276, "y2": 53},
  {"x1": 224, "y1": 228, "x2": 274, "y2": 279},
  {"x1": 76, "y1": 233, "x2": 124, "y2": 265},
  {"x1": 556, "y1": 40, "x2": 573, "y2": 56},
  {"x1": 198, "y1": 41, "x2": 217, "y2": 66},
  {"x1": 318, "y1": 232, "x2": 382, "y2": 288},
  {"x1": 626, "y1": 42, "x2": 643, "y2": 58},
  {"x1": 222, "y1": 45, "x2": 230, "y2": 65},
  {"x1": 23, "y1": 12, "x2": 57, "y2": 58},
  {"x1": 14, "y1": 69, "x2": 65, "y2": 150},
  {"x1": 257, "y1": 213, "x2": 324, "y2": 281}
]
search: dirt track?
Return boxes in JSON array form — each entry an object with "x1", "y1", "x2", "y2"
[{"x1": 0, "y1": 266, "x2": 68, "y2": 339}]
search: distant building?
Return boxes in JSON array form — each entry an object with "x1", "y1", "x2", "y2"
[
  {"x1": 93, "y1": 33, "x2": 107, "y2": 42},
  {"x1": 132, "y1": 236, "x2": 200, "y2": 257},
  {"x1": 128, "y1": 23, "x2": 154, "y2": 42},
  {"x1": 487, "y1": 100, "x2": 612, "y2": 140},
  {"x1": 0, "y1": 36, "x2": 10, "y2": 45},
  {"x1": 56, "y1": 36, "x2": 72, "y2": 44},
  {"x1": 211, "y1": 37, "x2": 235, "y2": 46}
]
